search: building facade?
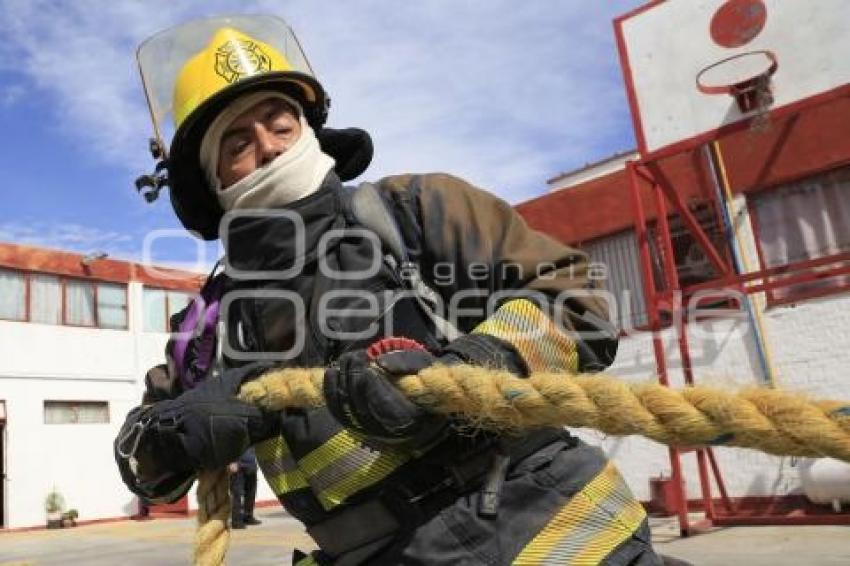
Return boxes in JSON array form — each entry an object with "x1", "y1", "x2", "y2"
[
  {"x1": 517, "y1": 93, "x2": 850, "y2": 506},
  {"x1": 0, "y1": 244, "x2": 279, "y2": 529}
]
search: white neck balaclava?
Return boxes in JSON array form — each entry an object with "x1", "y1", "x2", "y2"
[{"x1": 199, "y1": 91, "x2": 335, "y2": 211}]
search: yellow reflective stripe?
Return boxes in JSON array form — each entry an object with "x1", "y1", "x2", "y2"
[
  {"x1": 474, "y1": 299, "x2": 579, "y2": 373},
  {"x1": 477, "y1": 317, "x2": 549, "y2": 371},
  {"x1": 265, "y1": 466, "x2": 309, "y2": 495},
  {"x1": 513, "y1": 465, "x2": 619, "y2": 564},
  {"x1": 316, "y1": 449, "x2": 409, "y2": 510},
  {"x1": 293, "y1": 554, "x2": 319, "y2": 566},
  {"x1": 298, "y1": 430, "x2": 364, "y2": 475},
  {"x1": 255, "y1": 437, "x2": 309, "y2": 496},
  {"x1": 293, "y1": 430, "x2": 409, "y2": 510},
  {"x1": 257, "y1": 431, "x2": 412, "y2": 504},
  {"x1": 513, "y1": 463, "x2": 646, "y2": 565},
  {"x1": 255, "y1": 436, "x2": 287, "y2": 462},
  {"x1": 572, "y1": 499, "x2": 646, "y2": 565}
]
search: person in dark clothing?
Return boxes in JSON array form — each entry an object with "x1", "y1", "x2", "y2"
[
  {"x1": 230, "y1": 447, "x2": 261, "y2": 528},
  {"x1": 114, "y1": 15, "x2": 672, "y2": 565}
]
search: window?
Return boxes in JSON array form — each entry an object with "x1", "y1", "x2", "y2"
[
  {"x1": 584, "y1": 230, "x2": 648, "y2": 329},
  {"x1": 44, "y1": 401, "x2": 109, "y2": 424},
  {"x1": 30, "y1": 275, "x2": 62, "y2": 324},
  {"x1": 0, "y1": 269, "x2": 128, "y2": 329},
  {"x1": 586, "y1": 206, "x2": 732, "y2": 330},
  {"x1": 751, "y1": 165, "x2": 850, "y2": 304},
  {"x1": 168, "y1": 290, "x2": 193, "y2": 318},
  {"x1": 649, "y1": 204, "x2": 728, "y2": 290},
  {"x1": 97, "y1": 283, "x2": 129, "y2": 329},
  {"x1": 66, "y1": 279, "x2": 96, "y2": 326},
  {"x1": 143, "y1": 288, "x2": 167, "y2": 332},
  {"x1": 0, "y1": 269, "x2": 26, "y2": 321},
  {"x1": 143, "y1": 287, "x2": 195, "y2": 332}
]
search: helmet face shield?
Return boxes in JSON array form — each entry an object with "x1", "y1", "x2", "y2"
[
  {"x1": 134, "y1": 14, "x2": 371, "y2": 241},
  {"x1": 137, "y1": 15, "x2": 317, "y2": 155}
]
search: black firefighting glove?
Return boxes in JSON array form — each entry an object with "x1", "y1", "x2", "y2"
[
  {"x1": 114, "y1": 363, "x2": 281, "y2": 502},
  {"x1": 323, "y1": 334, "x2": 525, "y2": 445}
]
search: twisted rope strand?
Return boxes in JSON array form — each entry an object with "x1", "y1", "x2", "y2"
[
  {"x1": 238, "y1": 366, "x2": 850, "y2": 461},
  {"x1": 194, "y1": 469, "x2": 231, "y2": 566},
  {"x1": 194, "y1": 365, "x2": 850, "y2": 564}
]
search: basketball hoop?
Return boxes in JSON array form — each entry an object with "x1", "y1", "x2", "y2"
[{"x1": 697, "y1": 50, "x2": 778, "y2": 130}]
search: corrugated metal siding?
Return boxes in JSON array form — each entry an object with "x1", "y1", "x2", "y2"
[{"x1": 585, "y1": 230, "x2": 648, "y2": 329}]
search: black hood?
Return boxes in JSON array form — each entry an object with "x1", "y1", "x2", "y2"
[{"x1": 222, "y1": 172, "x2": 345, "y2": 272}]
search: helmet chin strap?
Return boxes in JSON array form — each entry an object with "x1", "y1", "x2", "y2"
[{"x1": 214, "y1": 115, "x2": 335, "y2": 211}]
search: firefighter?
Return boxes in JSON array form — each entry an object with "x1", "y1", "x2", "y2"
[{"x1": 115, "y1": 16, "x2": 663, "y2": 565}]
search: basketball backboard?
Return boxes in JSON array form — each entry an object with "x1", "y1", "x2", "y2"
[{"x1": 615, "y1": 0, "x2": 850, "y2": 158}]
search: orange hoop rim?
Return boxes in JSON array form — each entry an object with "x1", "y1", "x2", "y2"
[{"x1": 696, "y1": 49, "x2": 778, "y2": 95}]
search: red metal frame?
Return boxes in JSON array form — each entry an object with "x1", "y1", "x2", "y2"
[
  {"x1": 682, "y1": 252, "x2": 850, "y2": 296},
  {"x1": 627, "y1": 93, "x2": 850, "y2": 531},
  {"x1": 615, "y1": 2, "x2": 850, "y2": 529},
  {"x1": 746, "y1": 191, "x2": 850, "y2": 307},
  {"x1": 614, "y1": 0, "x2": 850, "y2": 161},
  {"x1": 628, "y1": 161, "x2": 733, "y2": 536}
]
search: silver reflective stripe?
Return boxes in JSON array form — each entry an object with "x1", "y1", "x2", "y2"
[
  {"x1": 213, "y1": 318, "x2": 226, "y2": 378},
  {"x1": 261, "y1": 451, "x2": 299, "y2": 477},
  {"x1": 307, "y1": 445, "x2": 382, "y2": 494}
]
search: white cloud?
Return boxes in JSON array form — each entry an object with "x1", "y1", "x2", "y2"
[
  {"x1": 0, "y1": 220, "x2": 135, "y2": 256},
  {"x1": 0, "y1": 219, "x2": 219, "y2": 273},
  {"x1": 0, "y1": 0, "x2": 640, "y2": 203}
]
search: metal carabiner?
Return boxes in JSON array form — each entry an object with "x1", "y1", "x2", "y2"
[{"x1": 116, "y1": 417, "x2": 151, "y2": 460}]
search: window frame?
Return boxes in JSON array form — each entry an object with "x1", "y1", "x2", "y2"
[
  {"x1": 747, "y1": 168, "x2": 850, "y2": 308},
  {"x1": 143, "y1": 286, "x2": 194, "y2": 333},
  {"x1": 27, "y1": 273, "x2": 63, "y2": 326},
  {"x1": 44, "y1": 400, "x2": 110, "y2": 425},
  {"x1": 582, "y1": 228, "x2": 650, "y2": 333},
  {"x1": 0, "y1": 267, "x2": 129, "y2": 330},
  {"x1": 62, "y1": 277, "x2": 97, "y2": 328},
  {"x1": 95, "y1": 281, "x2": 131, "y2": 330},
  {"x1": 584, "y1": 213, "x2": 738, "y2": 334},
  {"x1": 0, "y1": 268, "x2": 29, "y2": 322}
]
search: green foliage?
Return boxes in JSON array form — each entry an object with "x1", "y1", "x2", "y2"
[{"x1": 44, "y1": 488, "x2": 65, "y2": 513}]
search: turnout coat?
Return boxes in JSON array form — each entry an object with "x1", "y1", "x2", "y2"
[{"x1": 142, "y1": 172, "x2": 659, "y2": 565}]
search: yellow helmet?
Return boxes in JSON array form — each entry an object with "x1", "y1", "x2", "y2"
[
  {"x1": 172, "y1": 27, "x2": 294, "y2": 128},
  {"x1": 136, "y1": 15, "x2": 330, "y2": 238}
]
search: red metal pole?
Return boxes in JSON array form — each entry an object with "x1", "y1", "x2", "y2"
[
  {"x1": 645, "y1": 161, "x2": 732, "y2": 277},
  {"x1": 628, "y1": 162, "x2": 691, "y2": 536},
  {"x1": 695, "y1": 450, "x2": 716, "y2": 520},
  {"x1": 707, "y1": 447, "x2": 735, "y2": 514},
  {"x1": 650, "y1": 172, "x2": 716, "y2": 526}
]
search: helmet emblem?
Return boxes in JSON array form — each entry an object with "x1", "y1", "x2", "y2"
[{"x1": 214, "y1": 39, "x2": 272, "y2": 83}]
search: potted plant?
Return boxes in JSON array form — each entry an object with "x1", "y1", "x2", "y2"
[
  {"x1": 61, "y1": 508, "x2": 79, "y2": 528},
  {"x1": 45, "y1": 488, "x2": 65, "y2": 529}
]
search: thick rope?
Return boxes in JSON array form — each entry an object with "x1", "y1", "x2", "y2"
[
  {"x1": 239, "y1": 366, "x2": 850, "y2": 460},
  {"x1": 194, "y1": 365, "x2": 850, "y2": 564},
  {"x1": 194, "y1": 469, "x2": 231, "y2": 566}
]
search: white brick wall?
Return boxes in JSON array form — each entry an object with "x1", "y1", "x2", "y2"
[{"x1": 583, "y1": 195, "x2": 850, "y2": 502}]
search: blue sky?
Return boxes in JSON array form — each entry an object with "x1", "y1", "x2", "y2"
[{"x1": 0, "y1": 1, "x2": 642, "y2": 269}]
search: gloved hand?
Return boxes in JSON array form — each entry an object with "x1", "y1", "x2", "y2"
[
  {"x1": 323, "y1": 334, "x2": 526, "y2": 444},
  {"x1": 114, "y1": 363, "x2": 280, "y2": 501}
]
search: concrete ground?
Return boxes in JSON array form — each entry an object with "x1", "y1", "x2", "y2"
[{"x1": 1, "y1": 508, "x2": 849, "y2": 565}]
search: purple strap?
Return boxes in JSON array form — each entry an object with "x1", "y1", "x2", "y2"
[{"x1": 172, "y1": 276, "x2": 225, "y2": 390}]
